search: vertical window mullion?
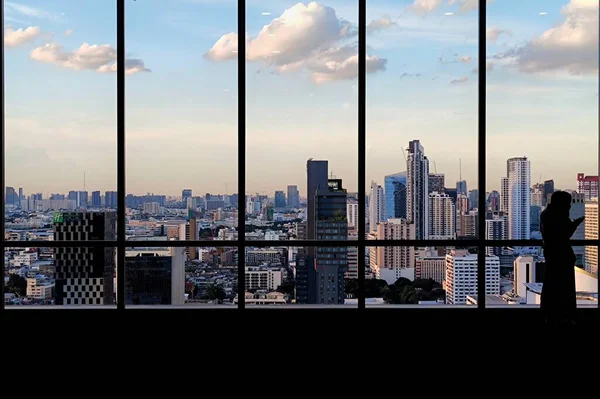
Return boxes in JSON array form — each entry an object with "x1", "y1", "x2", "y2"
[
  {"x1": 477, "y1": 0, "x2": 487, "y2": 310},
  {"x1": 117, "y1": 0, "x2": 126, "y2": 310},
  {"x1": 237, "y1": 0, "x2": 246, "y2": 310},
  {"x1": 358, "y1": 0, "x2": 366, "y2": 310},
  {"x1": 0, "y1": 0, "x2": 5, "y2": 313}
]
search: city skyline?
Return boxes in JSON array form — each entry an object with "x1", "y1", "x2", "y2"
[{"x1": 3, "y1": 0, "x2": 598, "y2": 195}]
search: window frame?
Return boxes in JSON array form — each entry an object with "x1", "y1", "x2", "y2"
[{"x1": 1, "y1": 0, "x2": 598, "y2": 311}]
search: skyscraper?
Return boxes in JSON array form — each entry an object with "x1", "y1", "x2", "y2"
[
  {"x1": 445, "y1": 250, "x2": 500, "y2": 305},
  {"x1": 569, "y1": 193, "x2": 586, "y2": 266},
  {"x1": 53, "y1": 212, "x2": 117, "y2": 305},
  {"x1": 298, "y1": 159, "x2": 329, "y2": 304},
  {"x1": 500, "y1": 177, "x2": 509, "y2": 213},
  {"x1": 125, "y1": 247, "x2": 185, "y2": 305},
  {"x1": 577, "y1": 173, "x2": 599, "y2": 200},
  {"x1": 584, "y1": 199, "x2": 598, "y2": 275},
  {"x1": 488, "y1": 190, "x2": 500, "y2": 213},
  {"x1": 507, "y1": 157, "x2": 531, "y2": 239},
  {"x1": 468, "y1": 189, "x2": 478, "y2": 211},
  {"x1": 5, "y1": 187, "x2": 16, "y2": 205},
  {"x1": 92, "y1": 191, "x2": 101, "y2": 207},
  {"x1": 407, "y1": 140, "x2": 429, "y2": 239},
  {"x1": 314, "y1": 178, "x2": 348, "y2": 304},
  {"x1": 369, "y1": 181, "x2": 385, "y2": 232},
  {"x1": 18, "y1": 187, "x2": 24, "y2": 201},
  {"x1": 287, "y1": 185, "x2": 300, "y2": 208},
  {"x1": 429, "y1": 192, "x2": 455, "y2": 239},
  {"x1": 385, "y1": 172, "x2": 407, "y2": 220},
  {"x1": 456, "y1": 180, "x2": 467, "y2": 196},
  {"x1": 428, "y1": 173, "x2": 445, "y2": 195},
  {"x1": 182, "y1": 189, "x2": 193, "y2": 203},
  {"x1": 543, "y1": 179, "x2": 554, "y2": 206},
  {"x1": 274, "y1": 190, "x2": 286, "y2": 208}
]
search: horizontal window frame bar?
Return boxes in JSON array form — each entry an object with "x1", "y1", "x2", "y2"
[{"x1": 4, "y1": 239, "x2": 597, "y2": 248}]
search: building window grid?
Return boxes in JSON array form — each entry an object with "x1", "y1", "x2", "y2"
[{"x1": 0, "y1": 0, "x2": 598, "y2": 311}]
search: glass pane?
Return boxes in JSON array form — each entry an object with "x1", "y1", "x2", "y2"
[
  {"x1": 125, "y1": 245, "x2": 237, "y2": 307},
  {"x1": 243, "y1": 246, "x2": 357, "y2": 307},
  {"x1": 365, "y1": 245, "x2": 479, "y2": 306},
  {"x1": 4, "y1": 246, "x2": 117, "y2": 307},
  {"x1": 486, "y1": 246, "x2": 597, "y2": 308},
  {"x1": 125, "y1": 0, "x2": 238, "y2": 240},
  {"x1": 486, "y1": 0, "x2": 599, "y2": 240},
  {"x1": 367, "y1": 0, "x2": 479, "y2": 239},
  {"x1": 4, "y1": 0, "x2": 118, "y2": 238},
  {"x1": 244, "y1": 1, "x2": 358, "y2": 239}
]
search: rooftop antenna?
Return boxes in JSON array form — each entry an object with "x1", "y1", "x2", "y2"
[
  {"x1": 434, "y1": 161, "x2": 438, "y2": 174},
  {"x1": 459, "y1": 159, "x2": 462, "y2": 181},
  {"x1": 84, "y1": 172, "x2": 86, "y2": 192}
]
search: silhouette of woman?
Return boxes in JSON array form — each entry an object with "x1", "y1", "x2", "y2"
[{"x1": 540, "y1": 191, "x2": 585, "y2": 324}]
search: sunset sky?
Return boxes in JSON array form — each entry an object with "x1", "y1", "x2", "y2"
[{"x1": 4, "y1": 0, "x2": 598, "y2": 197}]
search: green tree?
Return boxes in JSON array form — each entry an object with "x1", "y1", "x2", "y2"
[
  {"x1": 204, "y1": 284, "x2": 226, "y2": 301},
  {"x1": 5, "y1": 274, "x2": 26, "y2": 297}
]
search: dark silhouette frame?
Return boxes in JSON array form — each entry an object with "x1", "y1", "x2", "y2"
[{"x1": 0, "y1": 0, "x2": 598, "y2": 318}]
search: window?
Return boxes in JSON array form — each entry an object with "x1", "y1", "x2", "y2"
[{"x1": 2, "y1": 0, "x2": 598, "y2": 311}]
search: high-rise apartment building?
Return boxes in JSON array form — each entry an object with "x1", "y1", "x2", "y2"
[
  {"x1": 347, "y1": 199, "x2": 359, "y2": 230},
  {"x1": 577, "y1": 173, "x2": 599, "y2": 200},
  {"x1": 500, "y1": 177, "x2": 509, "y2": 213},
  {"x1": 370, "y1": 219, "x2": 415, "y2": 283},
  {"x1": 530, "y1": 184, "x2": 544, "y2": 207},
  {"x1": 18, "y1": 187, "x2": 24, "y2": 201},
  {"x1": 468, "y1": 189, "x2": 478, "y2": 211},
  {"x1": 488, "y1": 190, "x2": 500, "y2": 212},
  {"x1": 415, "y1": 253, "x2": 446, "y2": 284},
  {"x1": 507, "y1": 157, "x2": 531, "y2": 239},
  {"x1": 125, "y1": 247, "x2": 185, "y2": 305},
  {"x1": 584, "y1": 199, "x2": 598, "y2": 275},
  {"x1": 458, "y1": 211, "x2": 477, "y2": 238},
  {"x1": 274, "y1": 190, "x2": 286, "y2": 208},
  {"x1": 428, "y1": 173, "x2": 445, "y2": 195},
  {"x1": 53, "y1": 212, "x2": 117, "y2": 305},
  {"x1": 445, "y1": 249, "x2": 500, "y2": 305},
  {"x1": 92, "y1": 191, "x2": 101, "y2": 207},
  {"x1": 429, "y1": 192, "x2": 455, "y2": 240},
  {"x1": 287, "y1": 185, "x2": 300, "y2": 208},
  {"x1": 485, "y1": 212, "x2": 507, "y2": 256},
  {"x1": 385, "y1": 172, "x2": 407, "y2": 220},
  {"x1": 105, "y1": 191, "x2": 118, "y2": 208},
  {"x1": 369, "y1": 181, "x2": 385, "y2": 232},
  {"x1": 569, "y1": 193, "x2": 586, "y2": 265},
  {"x1": 407, "y1": 140, "x2": 429, "y2": 239}
]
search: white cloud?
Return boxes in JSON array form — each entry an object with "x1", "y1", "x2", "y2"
[
  {"x1": 64, "y1": 29, "x2": 73, "y2": 37},
  {"x1": 30, "y1": 42, "x2": 151, "y2": 75},
  {"x1": 539, "y1": 12, "x2": 548, "y2": 16},
  {"x1": 367, "y1": 15, "x2": 397, "y2": 34},
  {"x1": 486, "y1": 27, "x2": 511, "y2": 43},
  {"x1": 4, "y1": 25, "x2": 40, "y2": 47},
  {"x1": 205, "y1": 2, "x2": 386, "y2": 83},
  {"x1": 408, "y1": 0, "x2": 445, "y2": 15},
  {"x1": 410, "y1": 0, "x2": 493, "y2": 15},
  {"x1": 459, "y1": 55, "x2": 472, "y2": 63},
  {"x1": 5, "y1": 1, "x2": 62, "y2": 21},
  {"x1": 450, "y1": 76, "x2": 468, "y2": 84},
  {"x1": 494, "y1": 0, "x2": 599, "y2": 75}
]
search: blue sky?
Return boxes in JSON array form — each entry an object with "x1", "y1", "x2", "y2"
[{"x1": 4, "y1": 0, "x2": 598, "y2": 197}]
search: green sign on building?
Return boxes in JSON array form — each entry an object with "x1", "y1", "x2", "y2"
[{"x1": 53, "y1": 212, "x2": 64, "y2": 223}]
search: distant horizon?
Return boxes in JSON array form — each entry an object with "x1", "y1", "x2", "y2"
[{"x1": 4, "y1": 0, "x2": 597, "y2": 196}]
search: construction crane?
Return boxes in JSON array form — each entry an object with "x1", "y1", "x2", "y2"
[{"x1": 401, "y1": 147, "x2": 408, "y2": 163}]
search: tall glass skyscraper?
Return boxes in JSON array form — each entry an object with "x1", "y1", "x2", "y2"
[{"x1": 384, "y1": 172, "x2": 407, "y2": 221}]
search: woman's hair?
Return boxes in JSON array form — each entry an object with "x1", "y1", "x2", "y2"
[{"x1": 549, "y1": 191, "x2": 572, "y2": 210}]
